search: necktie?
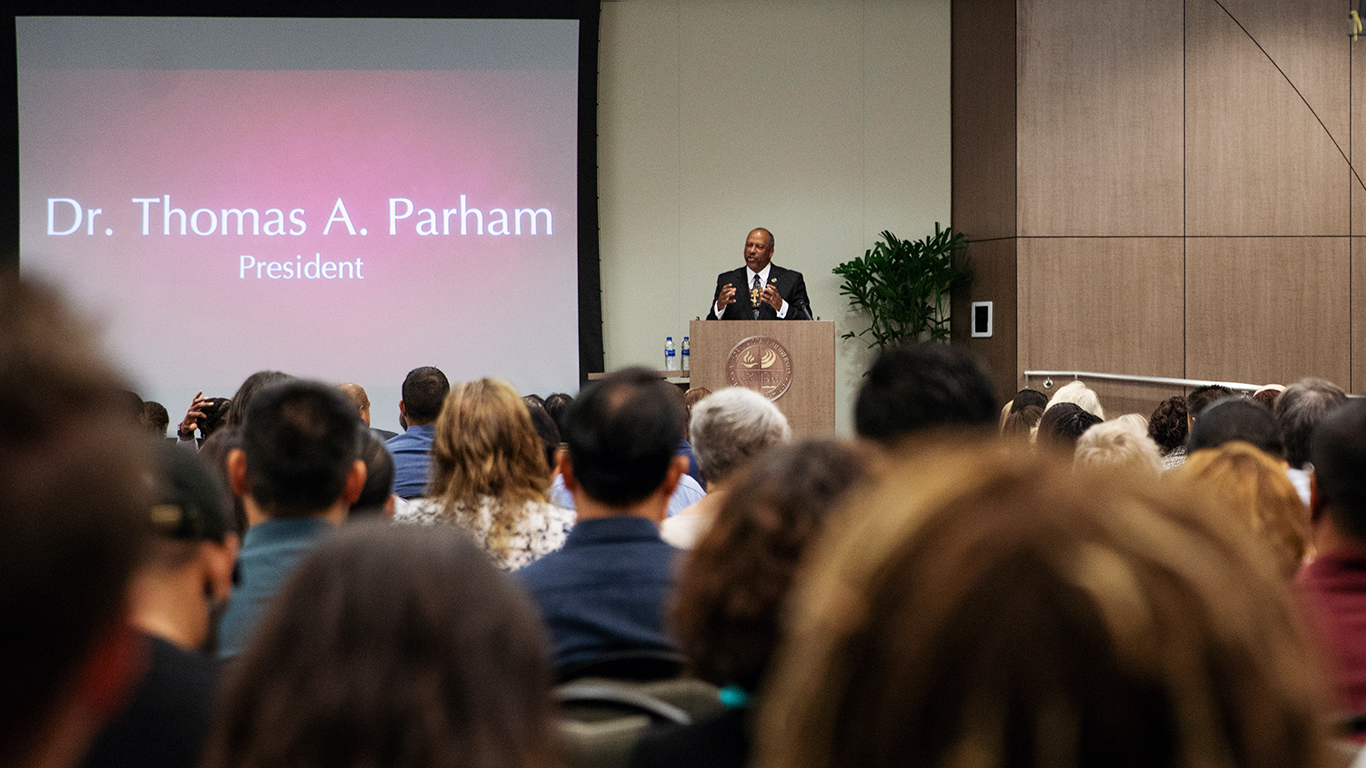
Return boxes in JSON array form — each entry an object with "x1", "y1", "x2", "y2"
[{"x1": 752, "y1": 274, "x2": 761, "y2": 319}]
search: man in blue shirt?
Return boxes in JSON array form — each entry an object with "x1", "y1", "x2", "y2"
[
  {"x1": 385, "y1": 366, "x2": 449, "y2": 498},
  {"x1": 218, "y1": 381, "x2": 366, "y2": 658},
  {"x1": 518, "y1": 367, "x2": 688, "y2": 674}
]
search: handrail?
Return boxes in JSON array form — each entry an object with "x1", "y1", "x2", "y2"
[{"x1": 1022, "y1": 370, "x2": 1264, "y2": 391}]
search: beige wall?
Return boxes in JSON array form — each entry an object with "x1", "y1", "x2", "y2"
[{"x1": 597, "y1": 0, "x2": 952, "y2": 435}]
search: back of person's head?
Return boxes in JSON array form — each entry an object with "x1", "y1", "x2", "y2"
[
  {"x1": 350, "y1": 429, "x2": 395, "y2": 518},
  {"x1": 142, "y1": 400, "x2": 170, "y2": 436},
  {"x1": 1310, "y1": 399, "x2": 1366, "y2": 540},
  {"x1": 401, "y1": 366, "x2": 450, "y2": 424},
  {"x1": 1276, "y1": 377, "x2": 1348, "y2": 469},
  {"x1": 757, "y1": 440, "x2": 1329, "y2": 768},
  {"x1": 224, "y1": 370, "x2": 292, "y2": 429},
  {"x1": 198, "y1": 426, "x2": 246, "y2": 537},
  {"x1": 1188, "y1": 398, "x2": 1282, "y2": 458},
  {"x1": 1187, "y1": 384, "x2": 1234, "y2": 422},
  {"x1": 430, "y1": 379, "x2": 548, "y2": 507},
  {"x1": 542, "y1": 392, "x2": 574, "y2": 435},
  {"x1": 1002, "y1": 405, "x2": 1043, "y2": 440},
  {"x1": 1037, "y1": 402, "x2": 1101, "y2": 451},
  {"x1": 1011, "y1": 388, "x2": 1049, "y2": 413},
  {"x1": 1252, "y1": 384, "x2": 1285, "y2": 412},
  {"x1": 524, "y1": 400, "x2": 562, "y2": 478},
  {"x1": 240, "y1": 381, "x2": 361, "y2": 518},
  {"x1": 1044, "y1": 380, "x2": 1105, "y2": 420},
  {"x1": 562, "y1": 367, "x2": 685, "y2": 508},
  {"x1": 1147, "y1": 395, "x2": 1189, "y2": 453},
  {"x1": 1073, "y1": 417, "x2": 1161, "y2": 475},
  {"x1": 854, "y1": 343, "x2": 997, "y2": 445},
  {"x1": 0, "y1": 279, "x2": 152, "y2": 767},
  {"x1": 674, "y1": 439, "x2": 870, "y2": 692},
  {"x1": 689, "y1": 387, "x2": 792, "y2": 485},
  {"x1": 1179, "y1": 441, "x2": 1308, "y2": 580},
  {"x1": 200, "y1": 522, "x2": 555, "y2": 768},
  {"x1": 199, "y1": 396, "x2": 231, "y2": 439},
  {"x1": 336, "y1": 383, "x2": 371, "y2": 425}
]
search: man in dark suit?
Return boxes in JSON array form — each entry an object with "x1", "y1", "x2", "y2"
[{"x1": 706, "y1": 227, "x2": 811, "y2": 320}]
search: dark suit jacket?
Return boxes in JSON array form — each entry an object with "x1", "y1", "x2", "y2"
[{"x1": 705, "y1": 264, "x2": 811, "y2": 320}]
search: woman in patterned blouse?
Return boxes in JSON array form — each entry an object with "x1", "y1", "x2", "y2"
[{"x1": 394, "y1": 378, "x2": 574, "y2": 571}]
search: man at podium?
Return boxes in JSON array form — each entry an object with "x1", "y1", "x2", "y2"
[{"x1": 706, "y1": 227, "x2": 812, "y2": 320}]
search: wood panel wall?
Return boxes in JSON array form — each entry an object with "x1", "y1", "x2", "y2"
[{"x1": 952, "y1": 0, "x2": 1360, "y2": 415}]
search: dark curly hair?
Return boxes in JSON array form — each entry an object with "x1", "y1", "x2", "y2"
[
  {"x1": 1147, "y1": 395, "x2": 1189, "y2": 453},
  {"x1": 671, "y1": 439, "x2": 870, "y2": 691}
]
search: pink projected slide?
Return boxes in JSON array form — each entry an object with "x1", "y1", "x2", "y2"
[{"x1": 20, "y1": 54, "x2": 580, "y2": 429}]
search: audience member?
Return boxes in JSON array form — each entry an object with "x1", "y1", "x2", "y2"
[
  {"x1": 757, "y1": 440, "x2": 1330, "y2": 768},
  {"x1": 1299, "y1": 400, "x2": 1366, "y2": 715},
  {"x1": 1001, "y1": 404, "x2": 1042, "y2": 440},
  {"x1": 1044, "y1": 380, "x2": 1105, "y2": 420},
  {"x1": 395, "y1": 379, "x2": 574, "y2": 571},
  {"x1": 1010, "y1": 388, "x2": 1049, "y2": 413},
  {"x1": 1277, "y1": 378, "x2": 1348, "y2": 507},
  {"x1": 543, "y1": 391, "x2": 574, "y2": 436},
  {"x1": 517, "y1": 367, "x2": 688, "y2": 673},
  {"x1": 1187, "y1": 397, "x2": 1282, "y2": 457},
  {"x1": 0, "y1": 278, "x2": 152, "y2": 768},
  {"x1": 1186, "y1": 383, "x2": 1234, "y2": 433},
  {"x1": 337, "y1": 382, "x2": 397, "y2": 441},
  {"x1": 665, "y1": 382, "x2": 706, "y2": 487},
  {"x1": 524, "y1": 400, "x2": 562, "y2": 479},
  {"x1": 522, "y1": 392, "x2": 546, "y2": 410},
  {"x1": 197, "y1": 427, "x2": 246, "y2": 539},
  {"x1": 1036, "y1": 402, "x2": 1101, "y2": 452},
  {"x1": 662, "y1": 387, "x2": 792, "y2": 549},
  {"x1": 1178, "y1": 441, "x2": 1308, "y2": 580},
  {"x1": 854, "y1": 343, "x2": 996, "y2": 446},
  {"x1": 632, "y1": 439, "x2": 869, "y2": 768},
  {"x1": 224, "y1": 370, "x2": 293, "y2": 430},
  {"x1": 1073, "y1": 417, "x2": 1161, "y2": 475},
  {"x1": 1254, "y1": 383, "x2": 1286, "y2": 412},
  {"x1": 1147, "y1": 395, "x2": 1189, "y2": 470},
  {"x1": 142, "y1": 400, "x2": 170, "y2": 437},
  {"x1": 81, "y1": 441, "x2": 237, "y2": 768},
  {"x1": 349, "y1": 429, "x2": 396, "y2": 519},
  {"x1": 216, "y1": 381, "x2": 366, "y2": 658},
  {"x1": 386, "y1": 366, "x2": 450, "y2": 498},
  {"x1": 175, "y1": 395, "x2": 230, "y2": 448},
  {"x1": 200, "y1": 523, "x2": 555, "y2": 768}
]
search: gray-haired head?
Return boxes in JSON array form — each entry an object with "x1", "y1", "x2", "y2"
[
  {"x1": 1275, "y1": 378, "x2": 1347, "y2": 470},
  {"x1": 689, "y1": 388, "x2": 792, "y2": 485}
]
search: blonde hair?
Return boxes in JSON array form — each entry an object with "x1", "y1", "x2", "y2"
[
  {"x1": 429, "y1": 379, "x2": 550, "y2": 561},
  {"x1": 1073, "y1": 417, "x2": 1161, "y2": 475},
  {"x1": 757, "y1": 440, "x2": 1329, "y2": 768},
  {"x1": 1177, "y1": 441, "x2": 1309, "y2": 580},
  {"x1": 1045, "y1": 380, "x2": 1105, "y2": 420}
]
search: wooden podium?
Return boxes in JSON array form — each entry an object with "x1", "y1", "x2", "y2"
[{"x1": 688, "y1": 320, "x2": 836, "y2": 437}]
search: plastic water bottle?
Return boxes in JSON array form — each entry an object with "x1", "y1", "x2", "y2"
[
  {"x1": 681, "y1": 336, "x2": 690, "y2": 371},
  {"x1": 665, "y1": 336, "x2": 678, "y2": 371}
]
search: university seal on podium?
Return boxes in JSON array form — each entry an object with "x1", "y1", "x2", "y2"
[{"x1": 726, "y1": 336, "x2": 794, "y2": 400}]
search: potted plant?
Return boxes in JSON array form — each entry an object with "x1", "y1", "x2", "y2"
[{"x1": 832, "y1": 223, "x2": 970, "y2": 349}]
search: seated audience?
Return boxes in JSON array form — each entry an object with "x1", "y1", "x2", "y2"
[
  {"x1": 1187, "y1": 398, "x2": 1282, "y2": 457},
  {"x1": 81, "y1": 441, "x2": 237, "y2": 768},
  {"x1": 1178, "y1": 441, "x2": 1308, "y2": 580},
  {"x1": 631, "y1": 439, "x2": 870, "y2": 768},
  {"x1": 1147, "y1": 395, "x2": 1189, "y2": 470},
  {"x1": 197, "y1": 427, "x2": 246, "y2": 539},
  {"x1": 1186, "y1": 383, "x2": 1234, "y2": 434},
  {"x1": 1073, "y1": 417, "x2": 1161, "y2": 475},
  {"x1": 0, "y1": 278, "x2": 152, "y2": 768},
  {"x1": 1299, "y1": 400, "x2": 1366, "y2": 716},
  {"x1": 1001, "y1": 404, "x2": 1043, "y2": 440},
  {"x1": 757, "y1": 440, "x2": 1331, "y2": 768},
  {"x1": 517, "y1": 367, "x2": 688, "y2": 672},
  {"x1": 337, "y1": 382, "x2": 396, "y2": 441},
  {"x1": 1277, "y1": 378, "x2": 1348, "y2": 507},
  {"x1": 544, "y1": 391, "x2": 574, "y2": 436},
  {"x1": 854, "y1": 343, "x2": 997, "y2": 446},
  {"x1": 142, "y1": 400, "x2": 170, "y2": 437},
  {"x1": 386, "y1": 366, "x2": 450, "y2": 498},
  {"x1": 217, "y1": 381, "x2": 366, "y2": 658},
  {"x1": 1044, "y1": 380, "x2": 1105, "y2": 420},
  {"x1": 662, "y1": 387, "x2": 791, "y2": 549},
  {"x1": 999, "y1": 389, "x2": 1048, "y2": 432},
  {"x1": 1253, "y1": 383, "x2": 1286, "y2": 412},
  {"x1": 224, "y1": 371, "x2": 292, "y2": 430},
  {"x1": 395, "y1": 378, "x2": 574, "y2": 571},
  {"x1": 199, "y1": 523, "x2": 555, "y2": 768},
  {"x1": 348, "y1": 429, "x2": 396, "y2": 519},
  {"x1": 524, "y1": 400, "x2": 562, "y2": 479},
  {"x1": 1036, "y1": 402, "x2": 1101, "y2": 452}
]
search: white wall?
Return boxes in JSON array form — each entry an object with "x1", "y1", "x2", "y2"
[{"x1": 597, "y1": 0, "x2": 951, "y2": 434}]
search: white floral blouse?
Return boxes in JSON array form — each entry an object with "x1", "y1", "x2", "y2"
[{"x1": 394, "y1": 495, "x2": 575, "y2": 571}]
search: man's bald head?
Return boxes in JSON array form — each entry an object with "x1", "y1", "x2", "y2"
[{"x1": 337, "y1": 383, "x2": 371, "y2": 427}]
